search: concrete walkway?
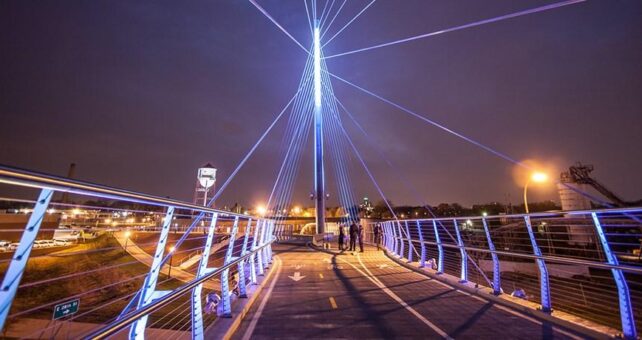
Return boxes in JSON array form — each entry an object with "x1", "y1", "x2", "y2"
[
  {"x1": 113, "y1": 232, "x2": 219, "y2": 290},
  {"x1": 232, "y1": 244, "x2": 586, "y2": 339}
]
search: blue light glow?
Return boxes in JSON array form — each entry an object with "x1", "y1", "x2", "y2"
[{"x1": 314, "y1": 26, "x2": 322, "y2": 108}]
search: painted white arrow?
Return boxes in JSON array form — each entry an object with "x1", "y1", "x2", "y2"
[
  {"x1": 377, "y1": 264, "x2": 389, "y2": 269},
  {"x1": 288, "y1": 272, "x2": 306, "y2": 282}
]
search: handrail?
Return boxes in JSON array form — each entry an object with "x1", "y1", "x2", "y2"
[
  {"x1": 0, "y1": 164, "x2": 256, "y2": 219},
  {"x1": 405, "y1": 238, "x2": 642, "y2": 274},
  {"x1": 84, "y1": 237, "x2": 275, "y2": 340},
  {"x1": 390, "y1": 206, "x2": 642, "y2": 223}
]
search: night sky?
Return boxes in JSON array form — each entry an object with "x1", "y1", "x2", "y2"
[{"x1": 1, "y1": 1, "x2": 641, "y2": 208}]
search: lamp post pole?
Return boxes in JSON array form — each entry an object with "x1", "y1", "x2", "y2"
[
  {"x1": 523, "y1": 179, "x2": 531, "y2": 214},
  {"x1": 523, "y1": 172, "x2": 548, "y2": 214}
]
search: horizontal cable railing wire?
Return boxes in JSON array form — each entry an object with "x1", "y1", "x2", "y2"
[
  {"x1": 370, "y1": 207, "x2": 642, "y2": 339},
  {"x1": 0, "y1": 164, "x2": 276, "y2": 339}
]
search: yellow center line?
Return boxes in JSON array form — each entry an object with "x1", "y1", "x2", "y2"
[{"x1": 328, "y1": 296, "x2": 338, "y2": 309}]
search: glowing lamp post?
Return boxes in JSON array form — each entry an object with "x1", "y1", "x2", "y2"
[{"x1": 523, "y1": 172, "x2": 548, "y2": 214}]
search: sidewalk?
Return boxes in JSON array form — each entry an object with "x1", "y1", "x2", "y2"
[{"x1": 113, "y1": 232, "x2": 219, "y2": 290}]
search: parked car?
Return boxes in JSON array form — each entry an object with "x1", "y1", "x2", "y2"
[
  {"x1": 54, "y1": 239, "x2": 72, "y2": 247},
  {"x1": 8, "y1": 243, "x2": 20, "y2": 251},
  {"x1": 32, "y1": 241, "x2": 44, "y2": 248},
  {"x1": 0, "y1": 240, "x2": 11, "y2": 252},
  {"x1": 34, "y1": 240, "x2": 55, "y2": 248}
]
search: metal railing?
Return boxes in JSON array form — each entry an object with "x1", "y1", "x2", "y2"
[
  {"x1": 369, "y1": 209, "x2": 642, "y2": 339},
  {"x1": 0, "y1": 164, "x2": 276, "y2": 339}
]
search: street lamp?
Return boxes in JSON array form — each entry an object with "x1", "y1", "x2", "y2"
[
  {"x1": 523, "y1": 172, "x2": 548, "y2": 214},
  {"x1": 168, "y1": 245, "x2": 176, "y2": 278}
]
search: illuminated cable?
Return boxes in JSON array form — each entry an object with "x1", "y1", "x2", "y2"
[
  {"x1": 324, "y1": 0, "x2": 586, "y2": 59},
  {"x1": 322, "y1": 0, "x2": 376, "y2": 48},
  {"x1": 329, "y1": 107, "x2": 398, "y2": 221},
  {"x1": 249, "y1": 0, "x2": 310, "y2": 54},
  {"x1": 320, "y1": 0, "x2": 346, "y2": 39},
  {"x1": 328, "y1": 71, "x2": 526, "y2": 167}
]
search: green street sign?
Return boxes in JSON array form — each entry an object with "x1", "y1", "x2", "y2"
[{"x1": 53, "y1": 299, "x2": 79, "y2": 320}]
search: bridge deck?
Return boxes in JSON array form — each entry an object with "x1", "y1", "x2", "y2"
[{"x1": 231, "y1": 244, "x2": 583, "y2": 339}]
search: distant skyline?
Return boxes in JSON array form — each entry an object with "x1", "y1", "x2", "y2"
[{"x1": 1, "y1": 1, "x2": 641, "y2": 208}]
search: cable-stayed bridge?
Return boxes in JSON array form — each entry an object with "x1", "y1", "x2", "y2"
[{"x1": 0, "y1": 1, "x2": 640, "y2": 339}]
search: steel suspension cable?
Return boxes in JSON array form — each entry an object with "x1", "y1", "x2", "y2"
[{"x1": 324, "y1": 0, "x2": 586, "y2": 59}]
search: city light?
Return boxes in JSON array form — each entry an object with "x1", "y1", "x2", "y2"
[
  {"x1": 292, "y1": 206, "x2": 302, "y2": 215},
  {"x1": 531, "y1": 172, "x2": 548, "y2": 183},
  {"x1": 524, "y1": 171, "x2": 550, "y2": 214},
  {"x1": 124, "y1": 231, "x2": 131, "y2": 238},
  {"x1": 169, "y1": 245, "x2": 176, "y2": 253},
  {"x1": 256, "y1": 205, "x2": 267, "y2": 216}
]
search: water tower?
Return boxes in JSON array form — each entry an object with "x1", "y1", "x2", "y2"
[{"x1": 193, "y1": 163, "x2": 217, "y2": 207}]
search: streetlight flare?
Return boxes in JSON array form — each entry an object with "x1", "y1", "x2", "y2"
[{"x1": 531, "y1": 172, "x2": 548, "y2": 183}]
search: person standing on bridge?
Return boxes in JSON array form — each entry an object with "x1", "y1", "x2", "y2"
[
  {"x1": 349, "y1": 222, "x2": 358, "y2": 251},
  {"x1": 358, "y1": 223, "x2": 364, "y2": 252},
  {"x1": 374, "y1": 223, "x2": 381, "y2": 250},
  {"x1": 338, "y1": 225, "x2": 345, "y2": 251}
]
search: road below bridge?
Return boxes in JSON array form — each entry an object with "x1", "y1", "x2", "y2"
[{"x1": 232, "y1": 244, "x2": 584, "y2": 339}]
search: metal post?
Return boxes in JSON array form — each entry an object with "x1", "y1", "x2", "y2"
[
  {"x1": 313, "y1": 21, "x2": 326, "y2": 235},
  {"x1": 453, "y1": 219, "x2": 468, "y2": 283},
  {"x1": 220, "y1": 216, "x2": 240, "y2": 318},
  {"x1": 383, "y1": 222, "x2": 390, "y2": 250},
  {"x1": 255, "y1": 220, "x2": 265, "y2": 276},
  {"x1": 397, "y1": 222, "x2": 405, "y2": 258},
  {"x1": 405, "y1": 221, "x2": 413, "y2": 262},
  {"x1": 237, "y1": 219, "x2": 253, "y2": 298},
  {"x1": 191, "y1": 213, "x2": 218, "y2": 340},
  {"x1": 416, "y1": 221, "x2": 426, "y2": 268},
  {"x1": 389, "y1": 221, "x2": 397, "y2": 255},
  {"x1": 388, "y1": 222, "x2": 394, "y2": 252},
  {"x1": 524, "y1": 216, "x2": 551, "y2": 313},
  {"x1": 129, "y1": 207, "x2": 175, "y2": 339},
  {"x1": 432, "y1": 220, "x2": 444, "y2": 274},
  {"x1": 266, "y1": 221, "x2": 274, "y2": 263},
  {"x1": 268, "y1": 221, "x2": 276, "y2": 263},
  {"x1": 591, "y1": 213, "x2": 636, "y2": 339},
  {"x1": 249, "y1": 219, "x2": 261, "y2": 284},
  {"x1": 482, "y1": 217, "x2": 501, "y2": 295},
  {"x1": 261, "y1": 221, "x2": 269, "y2": 269},
  {"x1": 0, "y1": 189, "x2": 53, "y2": 331}
]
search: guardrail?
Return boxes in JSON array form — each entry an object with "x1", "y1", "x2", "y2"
[
  {"x1": 369, "y1": 208, "x2": 642, "y2": 339},
  {"x1": 0, "y1": 164, "x2": 276, "y2": 339}
]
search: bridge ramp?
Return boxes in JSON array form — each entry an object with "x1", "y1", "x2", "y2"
[{"x1": 231, "y1": 244, "x2": 583, "y2": 339}]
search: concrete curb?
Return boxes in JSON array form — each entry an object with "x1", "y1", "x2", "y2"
[
  {"x1": 382, "y1": 249, "x2": 618, "y2": 339},
  {"x1": 204, "y1": 256, "x2": 281, "y2": 340}
]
